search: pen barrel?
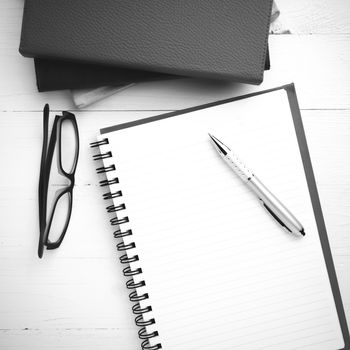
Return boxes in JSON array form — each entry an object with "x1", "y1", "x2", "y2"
[{"x1": 247, "y1": 176, "x2": 304, "y2": 235}]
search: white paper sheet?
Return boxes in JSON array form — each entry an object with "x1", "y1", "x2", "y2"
[{"x1": 97, "y1": 89, "x2": 344, "y2": 349}]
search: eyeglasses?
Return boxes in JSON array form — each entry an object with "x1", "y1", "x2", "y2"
[{"x1": 38, "y1": 104, "x2": 79, "y2": 258}]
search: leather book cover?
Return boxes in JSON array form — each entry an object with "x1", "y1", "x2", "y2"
[
  {"x1": 34, "y1": 58, "x2": 179, "y2": 92},
  {"x1": 20, "y1": 0, "x2": 273, "y2": 85},
  {"x1": 34, "y1": 46, "x2": 270, "y2": 92}
]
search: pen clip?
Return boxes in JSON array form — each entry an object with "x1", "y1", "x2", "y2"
[{"x1": 260, "y1": 200, "x2": 292, "y2": 233}]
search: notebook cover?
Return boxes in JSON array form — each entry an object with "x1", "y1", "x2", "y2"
[
  {"x1": 33, "y1": 46, "x2": 270, "y2": 92},
  {"x1": 20, "y1": 0, "x2": 272, "y2": 84},
  {"x1": 99, "y1": 84, "x2": 350, "y2": 348}
]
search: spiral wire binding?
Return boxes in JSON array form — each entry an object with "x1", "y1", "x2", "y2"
[{"x1": 91, "y1": 138, "x2": 161, "y2": 350}]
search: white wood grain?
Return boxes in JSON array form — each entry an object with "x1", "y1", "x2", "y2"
[
  {"x1": 0, "y1": 329, "x2": 141, "y2": 350},
  {"x1": 0, "y1": 0, "x2": 350, "y2": 349},
  {"x1": 1, "y1": 1, "x2": 350, "y2": 111},
  {"x1": 2, "y1": 0, "x2": 349, "y2": 38},
  {"x1": 0, "y1": 111, "x2": 160, "y2": 350},
  {"x1": 1, "y1": 109, "x2": 349, "y2": 349},
  {"x1": 278, "y1": 0, "x2": 350, "y2": 33},
  {"x1": 1, "y1": 35, "x2": 350, "y2": 111}
]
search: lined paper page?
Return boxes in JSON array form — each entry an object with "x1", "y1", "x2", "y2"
[{"x1": 98, "y1": 89, "x2": 344, "y2": 349}]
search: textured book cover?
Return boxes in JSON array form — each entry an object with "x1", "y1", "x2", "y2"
[{"x1": 20, "y1": 0, "x2": 273, "y2": 84}]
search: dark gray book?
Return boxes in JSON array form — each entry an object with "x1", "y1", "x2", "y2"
[
  {"x1": 33, "y1": 46, "x2": 269, "y2": 92},
  {"x1": 20, "y1": 0, "x2": 272, "y2": 85},
  {"x1": 33, "y1": 58, "x2": 179, "y2": 92}
]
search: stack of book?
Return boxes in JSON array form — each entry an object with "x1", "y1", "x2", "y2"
[{"x1": 19, "y1": 0, "x2": 273, "y2": 102}]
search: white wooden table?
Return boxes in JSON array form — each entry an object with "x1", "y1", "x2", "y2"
[{"x1": 0, "y1": 1, "x2": 349, "y2": 349}]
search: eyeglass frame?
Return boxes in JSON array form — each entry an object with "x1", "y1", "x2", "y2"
[{"x1": 38, "y1": 104, "x2": 79, "y2": 258}]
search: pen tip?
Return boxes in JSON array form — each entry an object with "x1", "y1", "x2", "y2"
[{"x1": 300, "y1": 229, "x2": 306, "y2": 236}]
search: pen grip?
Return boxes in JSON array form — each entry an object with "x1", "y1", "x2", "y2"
[{"x1": 226, "y1": 153, "x2": 253, "y2": 183}]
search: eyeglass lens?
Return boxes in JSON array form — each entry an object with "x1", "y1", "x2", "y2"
[
  {"x1": 45, "y1": 189, "x2": 72, "y2": 247},
  {"x1": 59, "y1": 118, "x2": 79, "y2": 175}
]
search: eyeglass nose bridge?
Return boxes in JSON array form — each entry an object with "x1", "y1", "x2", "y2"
[{"x1": 59, "y1": 171, "x2": 76, "y2": 187}]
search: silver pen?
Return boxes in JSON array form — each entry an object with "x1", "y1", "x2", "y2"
[{"x1": 209, "y1": 134, "x2": 305, "y2": 236}]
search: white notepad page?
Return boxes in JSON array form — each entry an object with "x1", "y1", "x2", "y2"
[{"x1": 98, "y1": 89, "x2": 344, "y2": 349}]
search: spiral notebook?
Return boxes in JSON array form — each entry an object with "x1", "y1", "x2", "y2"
[{"x1": 90, "y1": 84, "x2": 349, "y2": 350}]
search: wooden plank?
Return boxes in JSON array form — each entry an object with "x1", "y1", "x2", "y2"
[
  {"x1": 1, "y1": 34, "x2": 350, "y2": 111},
  {"x1": 0, "y1": 110, "x2": 349, "y2": 346},
  {"x1": 0, "y1": 110, "x2": 161, "y2": 349},
  {"x1": 0, "y1": 110, "x2": 160, "y2": 187},
  {"x1": 2, "y1": 0, "x2": 350, "y2": 36},
  {"x1": 1, "y1": 0, "x2": 350, "y2": 349},
  {"x1": 278, "y1": 0, "x2": 350, "y2": 33},
  {"x1": 1, "y1": 0, "x2": 350, "y2": 111},
  {"x1": 0, "y1": 329, "x2": 141, "y2": 350},
  {"x1": 0, "y1": 109, "x2": 349, "y2": 348}
]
